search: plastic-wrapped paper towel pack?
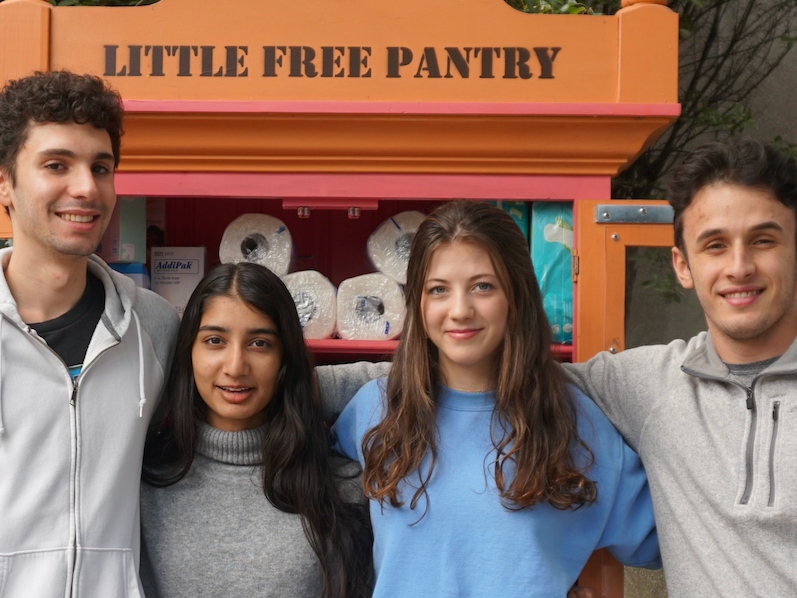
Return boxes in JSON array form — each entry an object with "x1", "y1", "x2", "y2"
[
  {"x1": 219, "y1": 213, "x2": 292, "y2": 276},
  {"x1": 336, "y1": 273, "x2": 405, "y2": 340},
  {"x1": 367, "y1": 211, "x2": 425, "y2": 284},
  {"x1": 282, "y1": 271, "x2": 337, "y2": 340}
]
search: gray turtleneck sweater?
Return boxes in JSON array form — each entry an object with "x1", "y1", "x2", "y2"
[{"x1": 139, "y1": 422, "x2": 363, "y2": 598}]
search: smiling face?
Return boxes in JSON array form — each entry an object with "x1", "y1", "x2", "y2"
[
  {"x1": 421, "y1": 241, "x2": 510, "y2": 391},
  {"x1": 672, "y1": 182, "x2": 797, "y2": 363},
  {"x1": 192, "y1": 294, "x2": 283, "y2": 432},
  {"x1": 0, "y1": 121, "x2": 116, "y2": 265}
]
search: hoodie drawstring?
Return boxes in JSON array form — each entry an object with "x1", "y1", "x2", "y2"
[
  {"x1": 0, "y1": 316, "x2": 4, "y2": 437},
  {"x1": 132, "y1": 311, "x2": 147, "y2": 418}
]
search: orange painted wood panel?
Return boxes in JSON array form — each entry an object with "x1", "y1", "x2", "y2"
[{"x1": 575, "y1": 199, "x2": 673, "y2": 362}]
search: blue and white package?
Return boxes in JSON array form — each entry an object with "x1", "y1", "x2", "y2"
[
  {"x1": 487, "y1": 201, "x2": 529, "y2": 241},
  {"x1": 110, "y1": 262, "x2": 150, "y2": 289},
  {"x1": 530, "y1": 202, "x2": 573, "y2": 344}
]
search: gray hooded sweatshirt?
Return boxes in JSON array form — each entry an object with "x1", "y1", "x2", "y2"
[
  {"x1": 564, "y1": 332, "x2": 797, "y2": 597},
  {"x1": 0, "y1": 250, "x2": 179, "y2": 597}
]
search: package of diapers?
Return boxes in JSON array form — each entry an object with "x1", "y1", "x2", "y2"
[{"x1": 530, "y1": 202, "x2": 573, "y2": 344}]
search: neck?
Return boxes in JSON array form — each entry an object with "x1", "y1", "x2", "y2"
[
  {"x1": 439, "y1": 363, "x2": 496, "y2": 393},
  {"x1": 711, "y1": 323, "x2": 797, "y2": 365},
  {"x1": 5, "y1": 249, "x2": 90, "y2": 323}
]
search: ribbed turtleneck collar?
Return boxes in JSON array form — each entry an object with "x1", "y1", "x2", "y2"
[{"x1": 196, "y1": 421, "x2": 266, "y2": 466}]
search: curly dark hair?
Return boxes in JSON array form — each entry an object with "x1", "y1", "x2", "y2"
[
  {"x1": 668, "y1": 137, "x2": 797, "y2": 253},
  {"x1": 0, "y1": 70, "x2": 124, "y2": 184}
]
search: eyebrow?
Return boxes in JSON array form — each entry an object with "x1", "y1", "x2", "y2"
[
  {"x1": 197, "y1": 325, "x2": 279, "y2": 336},
  {"x1": 695, "y1": 221, "x2": 785, "y2": 244},
  {"x1": 38, "y1": 148, "x2": 116, "y2": 162},
  {"x1": 425, "y1": 273, "x2": 498, "y2": 284}
]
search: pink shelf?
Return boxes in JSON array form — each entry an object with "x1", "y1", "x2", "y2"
[
  {"x1": 306, "y1": 339, "x2": 400, "y2": 355},
  {"x1": 307, "y1": 339, "x2": 573, "y2": 361}
]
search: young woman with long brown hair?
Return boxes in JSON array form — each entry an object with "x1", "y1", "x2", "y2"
[
  {"x1": 332, "y1": 200, "x2": 659, "y2": 597},
  {"x1": 140, "y1": 262, "x2": 372, "y2": 598}
]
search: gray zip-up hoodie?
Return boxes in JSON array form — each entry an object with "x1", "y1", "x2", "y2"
[
  {"x1": 0, "y1": 250, "x2": 179, "y2": 598},
  {"x1": 564, "y1": 332, "x2": 797, "y2": 597}
]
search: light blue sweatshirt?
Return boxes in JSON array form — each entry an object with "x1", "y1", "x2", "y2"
[{"x1": 331, "y1": 378, "x2": 660, "y2": 598}]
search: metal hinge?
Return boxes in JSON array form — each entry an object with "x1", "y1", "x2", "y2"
[
  {"x1": 571, "y1": 254, "x2": 579, "y2": 282},
  {"x1": 595, "y1": 204, "x2": 673, "y2": 224}
]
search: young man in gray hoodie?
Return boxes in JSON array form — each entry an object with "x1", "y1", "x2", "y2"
[
  {"x1": 0, "y1": 71, "x2": 180, "y2": 597},
  {"x1": 563, "y1": 137, "x2": 797, "y2": 596},
  {"x1": 320, "y1": 138, "x2": 797, "y2": 596}
]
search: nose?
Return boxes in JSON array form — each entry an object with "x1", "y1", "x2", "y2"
[
  {"x1": 222, "y1": 344, "x2": 249, "y2": 377},
  {"x1": 449, "y1": 289, "x2": 474, "y2": 320},
  {"x1": 69, "y1": 165, "x2": 100, "y2": 200},
  {"x1": 726, "y1": 243, "x2": 755, "y2": 280}
]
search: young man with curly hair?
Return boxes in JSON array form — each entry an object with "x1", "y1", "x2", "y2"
[{"x1": 0, "y1": 71, "x2": 179, "y2": 597}]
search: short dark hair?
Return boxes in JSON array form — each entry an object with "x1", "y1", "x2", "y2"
[
  {"x1": 668, "y1": 138, "x2": 797, "y2": 253},
  {"x1": 0, "y1": 70, "x2": 124, "y2": 184}
]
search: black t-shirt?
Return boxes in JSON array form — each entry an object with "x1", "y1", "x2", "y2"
[{"x1": 29, "y1": 273, "x2": 105, "y2": 381}]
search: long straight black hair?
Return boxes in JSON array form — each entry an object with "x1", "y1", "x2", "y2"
[{"x1": 143, "y1": 262, "x2": 373, "y2": 598}]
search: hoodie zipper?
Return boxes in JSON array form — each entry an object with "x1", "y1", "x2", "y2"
[
  {"x1": 68, "y1": 377, "x2": 79, "y2": 598},
  {"x1": 24, "y1": 326, "x2": 118, "y2": 598},
  {"x1": 768, "y1": 401, "x2": 781, "y2": 507},
  {"x1": 739, "y1": 384, "x2": 757, "y2": 505}
]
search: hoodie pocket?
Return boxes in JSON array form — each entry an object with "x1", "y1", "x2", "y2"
[
  {"x1": 73, "y1": 549, "x2": 143, "y2": 598},
  {"x1": 0, "y1": 551, "x2": 70, "y2": 596},
  {"x1": 768, "y1": 401, "x2": 781, "y2": 507},
  {"x1": 0, "y1": 557, "x2": 7, "y2": 597}
]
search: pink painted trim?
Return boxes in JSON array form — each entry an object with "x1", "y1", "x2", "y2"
[
  {"x1": 115, "y1": 172, "x2": 612, "y2": 201},
  {"x1": 282, "y1": 198, "x2": 379, "y2": 210},
  {"x1": 304, "y1": 339, "x2": 570, "y2": 358},
  {"x1": 306, "y1": 339, "x2": 399, "y2": 354},
  {"x1": 122, "y1": 99, "x2": 681, "y2": 118}
]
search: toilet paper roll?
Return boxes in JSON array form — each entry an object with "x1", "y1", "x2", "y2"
[
  {"x1": 367, "y1": 211, "x2": 426, "y2": 284},
  {"x1": 336, "y1": 273, "x2": 405, "y2": 340},
  {"x1": 282, "y1": 270, "x2": 337, "y2": 340},
  {"x1": 219, "y1": 214, "x2": 293, "y2": 276}
]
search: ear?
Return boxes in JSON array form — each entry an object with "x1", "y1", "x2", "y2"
[
  {"x1": 672, "y1": 246, "x2": 694, "y2": 289},
  {"x1": 0, "y1": 168, "x2": 12, "y2": 211}
]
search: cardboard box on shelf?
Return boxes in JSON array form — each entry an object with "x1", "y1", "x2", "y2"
[{"x1": 151, "y1": 247, "x2": 206, "y2": 317}]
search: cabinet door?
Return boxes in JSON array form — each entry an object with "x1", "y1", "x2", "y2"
[{"x1": 574, "y1": 199, "x2": 704, "y2": 598}]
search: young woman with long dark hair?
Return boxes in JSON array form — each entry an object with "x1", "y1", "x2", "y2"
[
  {"x1": 332, "y1": 200, "x2": 660, "y2": 597},
  {"x1": 140, "y1": 262, "x2": 372, "y2": 598}
]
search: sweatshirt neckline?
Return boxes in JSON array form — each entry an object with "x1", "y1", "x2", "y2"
[
  {"x1": 196, "y1": 421, "x2": 266, "y2": 465},
  {"x1": 437, "y1": 385, "x2": 495, "y2": 412}
]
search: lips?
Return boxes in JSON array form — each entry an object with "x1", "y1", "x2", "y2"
[
  {"x1": 446, "y1": 329, "x2": 480, "y2": 341},
  {"x1": 217, "y1": 385, "x2": 254, "y2": 404},
  {"x1": 721, "y1": 288, "x2": 763, "y2": 307},
  {"x1": 723, "y1": 290, "x2": 760, "y2": 299},
  {"x1": 59, "y1": 213, "x2": 95, "y2": 223}
]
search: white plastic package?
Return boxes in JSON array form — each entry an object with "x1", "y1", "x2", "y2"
[
  {"x1": 336, "y1": 273, "x2": 405, "y2": 340},
  {"x1": 367, "y1": 211, "x2": 426, "y2": 284},
  {"x1": 219, "y1": 214, "x2": 292, "y2": 276},
  {"x1": 282, "y1": 270, "x2": 337, "y2": 340}
]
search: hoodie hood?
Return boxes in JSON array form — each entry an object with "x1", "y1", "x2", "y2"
[{"x1": 0, "y1": 250, "x2": 149, "y2": 437}]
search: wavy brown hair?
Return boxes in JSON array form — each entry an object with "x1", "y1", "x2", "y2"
[{"x1": 362, "y1": 200, "x2": 596, "y2": 513}]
